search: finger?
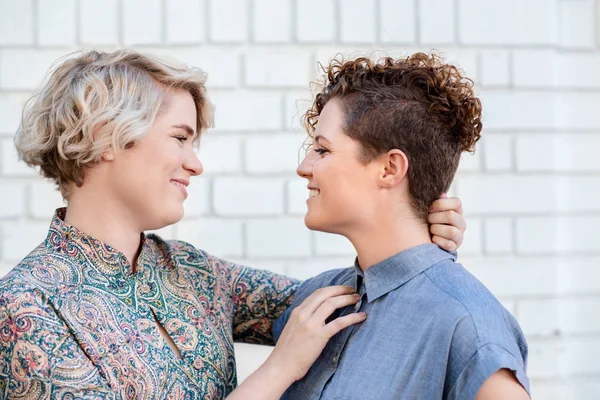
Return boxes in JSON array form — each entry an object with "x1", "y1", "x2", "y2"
[
  {"x1": 429, "y1": 197, "x2": 463, "y2": 214},
  {"x1": 428, "y1": 210, "x2": 466, "y2": 232},
  {"x1": 430, "y1": 224, "x2": 463, "y2": 247},
  {"x1": 299, "y1": 286, "x2": 356, "y2": 314},
  {"x1": 323, "y1": 312, "x2": 367, "y2": 337},
  {"x1": 311, "y1": 293, "x2": 361, "y2": 323},
  {"x1": 432, "y1": 235, "x2": 458, "y2": 252}
]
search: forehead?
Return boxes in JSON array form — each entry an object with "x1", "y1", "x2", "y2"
[{"x1": 315, "y1": 99, "x2": 345, "y2": 140}]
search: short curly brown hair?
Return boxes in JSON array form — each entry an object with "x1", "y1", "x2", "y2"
[{"x1": 304, "y1": 52, "x2": 482, "y2": 220}]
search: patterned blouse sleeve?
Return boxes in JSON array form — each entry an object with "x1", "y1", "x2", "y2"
[
  {"x1": 0, "y1": 284, "x2": 114, "y2": 399},
  {"x1": 205, "y1": 253, "x2": 301, "y2": 345}
]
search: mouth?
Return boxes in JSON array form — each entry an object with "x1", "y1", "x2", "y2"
[
  {"x1": 170, "y1": 179, "x2": 189, "y2": 199},
  {"x1": 308, "y1": 188, "x2": 320, "y2": 199}
]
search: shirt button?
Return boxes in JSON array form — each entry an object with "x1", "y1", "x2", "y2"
[
  {"x1": 354, "y1": 301, "x2": 362, "y2": 311},
  {"x1": 192, "y1": 358, "x2": 204, "y2": 370},
  {"x1": 332, "y1": 355, "x2": 338, "y2": 364}
]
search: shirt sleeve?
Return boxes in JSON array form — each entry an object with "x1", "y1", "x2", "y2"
[
  {"x1": 204, "y1": 253, "x2": 301, "y2": 345},
  {"x1": 447, "y1": 343, "x2": 530, "y2": 400},
  {"x1": 0, "y1": 284, "x2": 114, "y2": 399}
]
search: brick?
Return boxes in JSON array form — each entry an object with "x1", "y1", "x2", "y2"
[
  {"x1": 419, "y1": 0, "x2": 455, "y2": 44},
  {"x1": 210, "y1": 91, "x2": 282, "y2": 131},
  {"x1": 339, "y1": 0, "x2": 376, "y2": 44},
  {"x1": 252, "y1": 0, "x2": 291, "y2": 43},
  {"x1": 456, "y1": 175, "x2": 555, "y2": 215},
  {"x1": 512, "y1": 50, "x2": 557, "y2": 88},
  {"x1": 463, "y1": 257, "x2": 558, "y2": 297},
  {"x1": 145, "y1": 225, "x2": 175, "y2": 240},
  {"x1": 0, "y1": 221, "x2": 49, "y2": 262},
  {"x1": 483, "y1": 217, "x2": 513, "y2": 254},
  {"x1": 559, "y1": 0, "x2": 595, "y2": 49},
  {"x1": 209, "y1": 0, "x2": 248, "y2": 42},
  {"x1": 555, "y1": 177, "x2": 600, "y2": 213},
  {"x1": 296, "y1": 0, "x2": 335, "y2": 42},
  {"x1": 0, "y1": 0, "x2": 34, "y2": 45},
  {"x1": 529, "y1": 382, "x2": 567, "y2": 400},
  {"x1": 565, "y1": 337, "x2": 600, "y2": 375},
  {"x1": 460, "y1": 217, "x2": 482, "y2": 256},
  {"x1": 244, "y1": 134, "x2": 304, "y2": 174},
  {"x1": 440, "y1": 49, "x2": 479, "y2": 80},
  {"x1": 0, "y1": 49, "x2": 66, "y2": 90},
  {"x1": 213, "y1": 177, "x2": 284, "y2": 216},
  {"x1": 166, "y1": 0, "x2": 206, "y2": 44},
  {"x1": 482, "y1": 134, "x2": 512, "y2": 171},
  {"x1": 481, "y1": 91, "x2": 554, "y2": 130},
  {"x1": 0, "y1": 182, "x2": 26, "y2": 217},
  {"x1": 182, "y1": 178, "x2": 210, "y2": 217},
  {"x1": 527, "y1": 339, "x2": 565, "y2": 378},
  {"x1": 560, "y1": 297, "x2": 600, "y2": 335},
  {"x1": 516, "y1": 134, "x2": 600, "y2": 172},
  {"x1": 0, "y1": 262, "x2": 13, "y2": 278},
  {"x1": 555, "y1": 92, "x2": 600, "y2": 130},
  {"x1": 313, "y1": 231, "x2": 355, "y2": 257},
  {"x1": 379, "y1": 0, "x2": 416, "y2": 43},
  {"x1": 123, "y1": 0, "x2": 162, "y2": 45},
  {"x1": 456, "y1": 151, "x2": 481, "y2": 173},
  {"x1": 1, "y1": 138, "x2": 37, "y2": 177},
  {"x1": 79, "y1": 0, "x2": 119, "y2": 45},
  {"x1": 557, "y1": 53, "x2": 600, "y2": 88},
  {"x1": 286, "y1": 257, "x2": 354, "y2": 280},
  {"x1": 479, "y1": 50, "x2": 510, "y2": 87},
  {"x1": 458, "y1": 0, "x2": 558, "y2": 45},
  {"x1": 284, "y1": 90, "x2": 312, "y2": 132},
  {"x1": 558, "y1": 257, "x2": 600, "y2": 295},
  {"x1": 245, "y1": 50, "x2": 311, "y2": 88},
  {"x1": 286, "y1": 178, "x2": 307, "y2": 215},
  {"x1": 197, "y1": 135, "x2": 242, "y2": 174},
  {"x1": 29, "y1": 181, "x2": 64, "y2": 219},
  {"x1": 37, "y1": 0, "x2": 76, "y2": 46},
  {"x1": 0, "y1": 93, "x2": 32, "y2": 135},
  {"x1": 516, "y1": 216, "x2": 600, "y2": 255},
  {"x1": 197, "y1": 134, "x2": 242, "y2": 174},
  {"x1": 235, "y1": 343, "x2": 273, "y2": 383},
  {"x1": 150, "y1": 48, "x2": 241, "y2": 89},
  {"x1": 176, "y1": 218, "x2": 243, "y2": 258},
  {"x1": 517, "y1": 299, "x2": 560, "y2": 337},
  {"x1": 246, "y1": 219, "x2": 310, "y2": 258}
]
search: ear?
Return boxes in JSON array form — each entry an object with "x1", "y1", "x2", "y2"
[
  {"x1": 101, "y1": 149, "x2": 115, "y2": 161},
  {"x1": 378, "y1": 149, "x2": 409, "y2": 188}
]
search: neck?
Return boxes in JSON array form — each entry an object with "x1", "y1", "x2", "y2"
[
  {"x1": 64, "y1": 185, "x2": 142, "y2": 270},
  {"x1": 346, "y1": 211, "x2": 432, "y2": 271}
]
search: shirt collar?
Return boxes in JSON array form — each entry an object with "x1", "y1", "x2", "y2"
[
  {"x1": 46, "y1": 207, "x2": 149, "y2": 277},
  {"x1": 352, "y1": 244, "x2": 456, "y2": 303}
]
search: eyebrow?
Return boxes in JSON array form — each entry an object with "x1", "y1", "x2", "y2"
[
  {"x1": 314, "y1": 135, "x2": 331, "y2": 144},
  {"x1": 172, "y1": 124, "x2": 196, "y2": 137}
]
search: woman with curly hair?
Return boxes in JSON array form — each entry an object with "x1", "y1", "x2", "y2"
[
  {"x1": 273, "y1": 53, "x2": 530, "y2": 400},
  {"x1": 0, "y1": 49, "x2": 466, "y2": 399}
]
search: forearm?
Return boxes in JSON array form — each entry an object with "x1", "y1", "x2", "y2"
[{"x1": 227, "y1": 361, "x2": 294, "y2": 400}]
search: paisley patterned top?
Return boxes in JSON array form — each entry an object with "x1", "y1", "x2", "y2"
[{"x1": 0, "y1": 209, "x2": 300, "y2": 399}]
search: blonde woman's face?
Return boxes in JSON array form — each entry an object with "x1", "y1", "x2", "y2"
[{"x1": 107, "y1": 89, "x2": 203, "y2": 231}]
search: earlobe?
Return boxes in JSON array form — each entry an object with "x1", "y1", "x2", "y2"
[{"x1": 101, "y1": 150, "x2": 115, "y2": 161}]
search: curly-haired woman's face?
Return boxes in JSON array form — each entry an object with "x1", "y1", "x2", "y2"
[
  {"x1": 297, "y1": 99, "x2": 381, "y2": 235},
  {"x1": 104, "y1": 90, "x2": 203, "y2": 230}
]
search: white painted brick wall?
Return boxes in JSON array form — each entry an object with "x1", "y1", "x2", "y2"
[{"x1": 0, "y1": 1, "x2": 599, "y2": 396}]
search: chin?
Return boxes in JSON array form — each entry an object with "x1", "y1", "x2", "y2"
[{"x1": 304, "y1": 213, "x2": 335, "y2": 233}]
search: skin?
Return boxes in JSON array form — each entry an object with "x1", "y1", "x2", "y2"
[{"x1": 297, "y1": 99, "x2": 529, "y2": 399}]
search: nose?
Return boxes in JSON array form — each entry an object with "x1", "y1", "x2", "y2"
[
  {"x1": 184, "y1": 149, "x2": 204, "y2": 176},
  {"x1": 296, "y1": 152, "x2": 313, "y2": 179}
]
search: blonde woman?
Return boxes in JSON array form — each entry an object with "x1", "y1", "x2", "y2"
[{"x1": 0, "y1": 50, "x2": 465, "y2": 399}]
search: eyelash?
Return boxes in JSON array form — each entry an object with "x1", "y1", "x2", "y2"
[
  {"x1": 175, "y1": 135, "x2": 188, "y2": 142},
  {"x1": 314, "y1": 147, "x2": 329, "y2": 155}
]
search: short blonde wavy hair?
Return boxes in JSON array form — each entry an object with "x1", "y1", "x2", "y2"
[{"x1": 15, "y1": 49, "x2": 213, "y2": 198}]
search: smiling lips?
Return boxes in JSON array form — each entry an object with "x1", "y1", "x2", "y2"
[
  {"x1": 170, "y1": 179, "x2": 189, "y2": 199},
  {"x1": 308, "y1": 188, "x2": 320, "y2": 198}
]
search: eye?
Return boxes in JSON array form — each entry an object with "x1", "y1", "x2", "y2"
[
  {"x1": 314, "y1": 147, "x2": 329, "y2": 156},
  {"x1": 175, "y1": 135, "x2": 188, "y2": 143}
]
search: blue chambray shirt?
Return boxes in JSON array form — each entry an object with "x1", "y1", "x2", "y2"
[{"x1": 273, "y1": 244, "x2": 529, "y2": 400}]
